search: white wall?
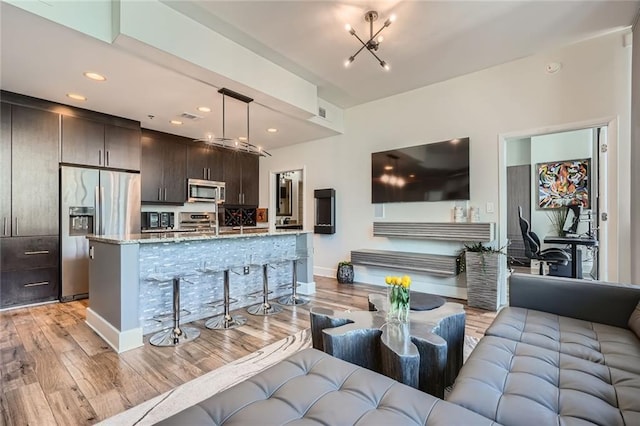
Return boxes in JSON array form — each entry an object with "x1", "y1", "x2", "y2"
[
  {"x1": 260, "y1": 30, "x2": 632, "y2": 294},
  {"x1": 529, "y1": 129, "x2": 593, "y2": 241},
  {"x1": 506, "y1": 138, "x2": 531, "y2": 166}
]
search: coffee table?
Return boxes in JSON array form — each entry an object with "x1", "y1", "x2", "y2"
[{"x1": 310, "y1": 300, "x2": 465, "y2": 398}]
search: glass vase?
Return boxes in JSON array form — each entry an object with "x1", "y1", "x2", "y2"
[{"x1": 387, "y1": 284, "x2": 410, "y2": 323}]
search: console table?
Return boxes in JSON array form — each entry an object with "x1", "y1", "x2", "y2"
[{"x1": 310, "y1": 301, "x2": 465, "y2": 398}]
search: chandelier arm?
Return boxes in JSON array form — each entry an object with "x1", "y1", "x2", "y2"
[
  {"x1": 367, "y1": 26, "x2": 388, "y2": 44},
  {"x1": 350, "y1": 43, "x2": 368, "y2": 60},
  {"x1": 366, "y1": 47, "x2": 386, "y2": 64},
  {"x1": 350, "y1": 31, "x2": 370, "y2": 49}
]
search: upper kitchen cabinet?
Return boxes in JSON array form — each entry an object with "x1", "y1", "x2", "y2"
[
  {"x1": 241, "y1": 153, "x2": 259, "y2": 206},
  {"x1": 141, "y1": 129, "x2": 187, "y2": 204},
  {"x1": 9, "y1": 105, "x2": 60, "y2": 236},
  {"x1": 104, "y1": 124, "x2": 141, "y2": 171},
  {"x1": 1, "y1": 104, "x2": 11, "y2": 237},
  {"x1": 187, "y1": 144, "x2": 224, "y2": 182},
  {"x1": 62, "y1": 115, "x2": 140, "y2": 171},
  {"x1": 223, "y1": 150, "x2": 259, "y2": 206}
]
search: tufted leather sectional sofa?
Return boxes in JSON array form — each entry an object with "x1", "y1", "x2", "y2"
[
  {"x1": 158, "y1": 273, "x2": 640, "y2": 425},
  {"x1": 447, "y1": 273, "x2": 640, "y2": 425}
]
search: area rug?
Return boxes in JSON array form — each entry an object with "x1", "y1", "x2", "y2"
[{"x1": 101, "y1": 330, "x2": 479, "y2": 425}]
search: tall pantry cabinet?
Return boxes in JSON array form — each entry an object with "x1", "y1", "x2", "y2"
[{"x1": 0, "y1": 102, "x2": 60, "y2": 308}]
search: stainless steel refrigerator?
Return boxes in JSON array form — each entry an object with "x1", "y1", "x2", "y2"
[{"x1": 60, "y1": 166, "x2": 140, "y2": 301}]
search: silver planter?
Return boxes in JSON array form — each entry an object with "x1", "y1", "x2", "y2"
[
  {"x1": 464, "y1": 252, "x2": 505, "y2": 311},
  {"x1": 337, "y1": 264, "x2": 354, "y2": 284}
]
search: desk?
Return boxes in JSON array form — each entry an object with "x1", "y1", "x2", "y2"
[{"x1": 543, "y1": 236, "x2": 598, "y2": 279}]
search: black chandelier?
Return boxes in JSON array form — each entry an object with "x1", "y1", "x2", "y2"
[
  {"x1": 195, "y1": 88, "x2": 271, "y2": 157},
  {"x1": 344, "y1": 10, "x2": 396, "y2": 71}
]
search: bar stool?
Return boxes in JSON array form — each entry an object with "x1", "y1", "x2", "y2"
[
  {"x1": 278, "y1": 255, "x2": 309, "y2": 306},
  {"x1": 205, "y1": 268, "x2": 247, "y2": 330},
  {"x1": 247, "y1": 262, "x2": 283, "y2": 316},
  {"x1": 146, "y1": 272, "x2": 200, "y2": 347}
]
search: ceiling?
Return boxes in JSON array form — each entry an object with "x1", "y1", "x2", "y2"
[{"x1": 1, "y1": 1, "x2": 638, "y2": 150}]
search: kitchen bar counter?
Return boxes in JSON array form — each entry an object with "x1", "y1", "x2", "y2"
[
  {"x1": 86, "y1": 227, "x2": 298, "y2": 245},
  {"x1": 86, "y1": 230, "x2": 314, "y2": 352}
]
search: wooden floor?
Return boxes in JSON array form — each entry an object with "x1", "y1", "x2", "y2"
[{"x1": 0, "y1": 277, "x2": 496, "y2": 425}]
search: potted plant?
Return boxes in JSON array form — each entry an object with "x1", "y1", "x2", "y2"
[
  {"x1": 459, "y1": 242, "x2": 507, "y2": 311},
  {"x1": 336, "y1": 261, "x2": 354, "y2": 284},
  {"x1": 546, "y1": 206, "x2": 569, "y2": 237}
]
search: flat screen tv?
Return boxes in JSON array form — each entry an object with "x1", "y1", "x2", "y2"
[{"x1": 371, "y1": 137, "x2": 470, "y2": 203}]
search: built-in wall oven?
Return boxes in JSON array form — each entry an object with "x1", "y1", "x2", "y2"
[{"x1": 187, "y1": 179, "x2": 225, "y2": 204}]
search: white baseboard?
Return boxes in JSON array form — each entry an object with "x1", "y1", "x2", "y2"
[
  {"x1": 86, "y1": 308, "x2": 143, "y2": 353},
  {"x1": 314, "y1": 266, "x2": 335, "y2": 278},
  {"x1": 297, "y1": 280, "x2": 316, "y2": 295}
]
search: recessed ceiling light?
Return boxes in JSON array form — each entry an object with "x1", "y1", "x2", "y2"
[
  {"x1": 83, "y1": 72, "x2": 106, "y2": 81},
  {"x1": 197, "y1": 106, "x2": 211, "y2": 113},
  {"x1": 66, "y1": 93, "x2": 86, "y2": 101},
  {"x1": 267, "y1": 128, "x2": 278, "y2": 133},
  {"x1": 170, "y1": 120, "x2": 183, "y2": 125},
  {"x1": 238, "y1": 136, "x2": 247, "y2": 141}
]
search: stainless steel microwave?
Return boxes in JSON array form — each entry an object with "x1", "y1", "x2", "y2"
[{"x1": 187, "y1": 179, "x2": 225, "y2": 203}]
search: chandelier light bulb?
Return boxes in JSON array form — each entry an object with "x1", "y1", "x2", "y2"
[
  {"x1": 380, "y1": 174, "x2": 390, "y2": 183},
  {"x1": 345, "y1": 24, "x2": 352, "y2": 32},
  {"x1": 397, "y1": 178, "x2": 406, "y2": 187},
  {"x1": 380, "y1": 61, "x2": 390, "y2": 71},
  {"x1": 377, "y1": 36, "x2": 384, "y2": 43},
  {"x1": 389, "y1": 14, "x2": 397, "y2": 23},
  {"x1": 389, "y1": 175, "x2": 398, "y2": 185},
  {"x1": 344, "y1": 57, "x2": 354, "y2": 68}
]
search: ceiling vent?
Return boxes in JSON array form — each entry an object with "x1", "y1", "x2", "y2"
[
  {"x1": 318, "y1": 107, "x2": 326, "y2": 118},
  {"x1": 180, "y1": 112, "x2": 202, "y2": 120}
]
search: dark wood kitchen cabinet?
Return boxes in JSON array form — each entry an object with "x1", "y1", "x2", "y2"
[
  {"x1": 1, "y1": 103, "x2": 11, "y2": 237},
  {"x1": 62, "y1": 115, "x2": 140, "y2": 171},
  {"x1": 223, "y1": 150, "x2": 259, "y2": 205},
  {"x1": 0, "y1": 101, "x2": 59, "y2": 307},
  {"x1": 0, "y1": 236, "x2": 59, "y2": 308},
  {"x1": 141, "y1": 129, "x2": 187, "y2": 204},
  {"x1": 10, "y1": 104, "x2": 59, "y2": 237},
  {"x1": 187, "y1": 144, "x2": 224, "y2": 181}
]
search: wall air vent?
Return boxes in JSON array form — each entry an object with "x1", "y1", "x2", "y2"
[
  {"x1": 180, "y1": 112, "x2": 202, "y2": 120},
  {"x1": 318, "y1": 107, "x2": 326, "y2": 118}
]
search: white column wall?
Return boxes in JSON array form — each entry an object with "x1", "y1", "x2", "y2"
[
  {"x1": 631, "y1": 27, "x2": 640, "y2": 284},
  {"x1": 260, "y1": 30, "x2": 632, "y2": 293}
]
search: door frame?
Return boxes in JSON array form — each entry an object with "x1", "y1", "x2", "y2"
[{"x1": 498, "y1": 117, "x2": 618, "y2": 300}]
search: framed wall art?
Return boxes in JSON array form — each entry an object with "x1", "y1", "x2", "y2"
[{"x1": 537, "y1": 158, "x2": 590, "y2": 209}]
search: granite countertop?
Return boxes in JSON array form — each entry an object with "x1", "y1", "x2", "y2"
[{"x1": 87, "y1": 228, "x2": 309, "y2": 245}]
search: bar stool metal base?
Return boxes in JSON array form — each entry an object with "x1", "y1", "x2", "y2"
[
  {"x1": 149, "y1": 326, "x2": 201, "y2": 347},
  {"x1": 247, "y1": 302, "x2": 283, "y2": 316},
  {"x1": 205, "y1": 314, "x2": 247, "y2": 330},
  {"x1": 278, "y1": 294, "x2": 309, "y2": 306}
]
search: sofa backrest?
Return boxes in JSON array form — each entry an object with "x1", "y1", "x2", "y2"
[{"x1": 509, "y1": 273, "x2": 640, "y2": 328}]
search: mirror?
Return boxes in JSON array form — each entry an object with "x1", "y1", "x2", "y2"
[
  {"x1": 276, "y1": 174, "x2": 292, "y2": 216},
  {"x1": 275, "y1": 170, "x2": 303, "y2": 229}
]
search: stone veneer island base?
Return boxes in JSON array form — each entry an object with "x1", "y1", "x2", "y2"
[{"x1": 86, "y1": 231, "x2": 314, "y2": 352}]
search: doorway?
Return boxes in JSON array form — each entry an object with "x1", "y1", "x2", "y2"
[{"x1": 498, "y1": 117, "x2": 617, "y2": 304}]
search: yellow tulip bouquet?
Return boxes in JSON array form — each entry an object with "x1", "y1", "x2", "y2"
[{"x1": 385, "y1": 275, "x2": 411, "y2": 323}]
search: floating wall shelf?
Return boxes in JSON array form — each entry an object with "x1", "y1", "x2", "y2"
[
  {"x1": 351, "y1": 249, "x2": 458, "y2": 278},
  {"x1": 373, "y1": 222, "x2": 495, "y2": 242}
]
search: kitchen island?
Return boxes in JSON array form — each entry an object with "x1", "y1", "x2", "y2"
[{"x1": 86, "y1": 230, "x2": 314, "y2": 352}]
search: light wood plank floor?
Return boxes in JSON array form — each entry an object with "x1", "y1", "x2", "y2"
[{"x1": 0, "y1": 276, "x2": 496, "y2": 425}]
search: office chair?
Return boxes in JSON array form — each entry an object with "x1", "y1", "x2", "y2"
[{"x1": 518, "y1": 206, "x2": 570, "y2": 275}]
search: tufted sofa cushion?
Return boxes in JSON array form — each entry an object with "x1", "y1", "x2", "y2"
[
  {"x1": 156, "y1": 348, "x2": 498, "y2": 425},
  {"x1": 485, "y1": 307, "x2": 640, "y2": 375},
  {"x1": 447, "y1": 335, "x2": 640, "y2": 426}
]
